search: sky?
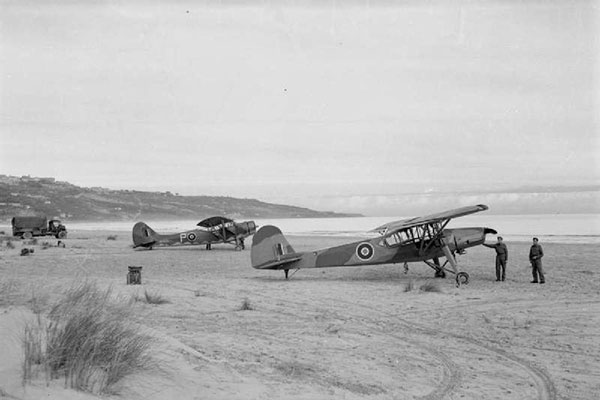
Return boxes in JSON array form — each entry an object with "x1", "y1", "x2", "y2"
[{"x1": 1, "y1": 0, "x2": 598, "y2": 215}]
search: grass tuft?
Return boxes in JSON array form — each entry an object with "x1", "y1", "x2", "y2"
[
  {"x1": 132, "y1": 290, "x2": 170, "y2": 305},
  {"x1": 403, "y1": 280, "x2": 415, "y2": 292},
  {"x1": 106, "y1": 235, "x2": 118, "y2": 241},
  {"x1": 22, "y1": 315, "x2": 45, "y2": 384},
  {"x1": 22, "y1": 282, "x2": 154, "y2": 394},
  {"x1": 238, "y1": 298, "x2": 254, "y2": 311},
  {"x1": 419, "y1": 281, "x2": 442, "y2": 293}
]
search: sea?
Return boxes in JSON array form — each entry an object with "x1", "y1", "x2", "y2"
[{"x1": 64, "y1": 214, "x2": 600, "y2": 244}]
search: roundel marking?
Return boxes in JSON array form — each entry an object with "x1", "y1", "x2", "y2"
[
  {"x1": 187, "y1": 232, "x2": 197, "y2": 241},
  {"x1": 356, "y1": 242, "x2": 374, "y2": 261}
]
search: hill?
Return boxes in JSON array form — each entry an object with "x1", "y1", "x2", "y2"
[{"x1": 0, "y1": 175, "x2": 359, "y2": 222}]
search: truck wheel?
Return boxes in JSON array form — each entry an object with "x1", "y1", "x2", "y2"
[
  {"x1": 57, "y1": 231, "x2": 67, "y2": 239},
  {"x1": 23, "y1": 232, "x2": 33, "y2": 240}
]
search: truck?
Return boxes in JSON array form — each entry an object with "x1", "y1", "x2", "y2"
[{"x1": 11, "y1": 216, "x2": 68, "y2": 239}]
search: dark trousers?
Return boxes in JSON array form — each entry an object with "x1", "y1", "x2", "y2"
[
  {"x1": 496, "y1": 257, "x2": 506, "y2": 280},
  {"x1": 531, "y1": 259, "x2": 544, "y2": 282}
]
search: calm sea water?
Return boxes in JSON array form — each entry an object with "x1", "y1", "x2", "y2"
[{"x1": 62, "y1": 214, "x2": 600, "y2": 244}]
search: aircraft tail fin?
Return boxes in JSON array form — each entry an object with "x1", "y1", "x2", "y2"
[
  {"x1": 132, "y1": 222, "x2": 158, "y2": 248},
  {"x1": 251, "y1": 225, "x2": 301, "y2": 269}
]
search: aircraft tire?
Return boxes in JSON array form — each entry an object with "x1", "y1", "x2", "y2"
[
  {"x1": 23, "y1": 232, "x2": 33, "y2": 240},
  {"x1": 434, "y1": 269, "x2": 446, "y2": 279},
  {"x1": 57, "y1": 231, "x2": 67, "y2": 239},
  {"x1": 456, "y1": 272, "x2": 469, "y2": 285}
]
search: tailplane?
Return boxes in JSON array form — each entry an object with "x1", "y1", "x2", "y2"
[
  {"x1": 251, "y1": 225, "x2": 301, "y2": 269},
  {"x1": 132, "y1": 222, "x2": 159, "y2": 248}
]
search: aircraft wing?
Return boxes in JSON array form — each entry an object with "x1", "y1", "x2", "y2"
[
  {"x1": 370, "y1": 204, "x2": 489, "y2": 235},
  {"x1": 197, "y1": 216, "x2": 234, "y2": 228}
]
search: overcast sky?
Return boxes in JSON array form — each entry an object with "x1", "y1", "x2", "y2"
[{"x1": 1, "y1": 0, "x2": 598, "y2": 215}]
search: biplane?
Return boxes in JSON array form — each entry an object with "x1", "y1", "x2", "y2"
[
  {"x1": 251, "y1": 205, "x2": 496, "y2": 285},
  {"x1": 133, "y1": 217, "x2": 257, "y2": 250}
]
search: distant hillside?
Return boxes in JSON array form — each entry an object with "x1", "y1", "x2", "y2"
[{"x1": 0, "y1": 175, "x2": 360, "y2": 222}]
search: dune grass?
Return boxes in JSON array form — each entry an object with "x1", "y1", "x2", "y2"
[{"x1": 22, "y1": 282, "x2": 154, "y2": 394}]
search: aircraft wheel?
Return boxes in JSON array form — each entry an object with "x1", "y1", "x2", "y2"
[
  {"x1": 456, "y1": 272, "x2": 469, "y2": 285},
  {"x1": 23, "y1": 232, "x2": 33, "y2": 240},
  {"x1": 57, "y1": 231, "x2": 67, "y2": 239},
  {"x1": 434, "y1": 269, "x2": 446, "y2": 279}
]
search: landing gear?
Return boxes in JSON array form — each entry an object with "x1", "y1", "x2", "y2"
[
  {"x1": 456, "y1": 272, "x2": 469, "y2": 285},
  {"x1": 284, "y1": 269, "x2": 289, "y2": 279},
  {"x1": 206, "y1": 243, "x2": 212, "y2": 250},
  {"x1": 434, "y1": 269, "x2": 447, "y2": 279},
  {"x1": 432, "y1": 257, "x2": 446, "y2": 278},
  {"x1": 234, "y1": 239, "x2": 245, "y2": 251}
]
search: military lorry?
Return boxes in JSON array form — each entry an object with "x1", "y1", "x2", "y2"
[{"x1": 11, "y1": 216, "x2": 68, "y2": 239}]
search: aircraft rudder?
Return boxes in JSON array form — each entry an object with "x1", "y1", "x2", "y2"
[
  {"x1": 132, "y1": 221, "x2": 158, "y2": 248},
  {"x1": 251, "y1": 225, "x2": 296, "y2": 269}
]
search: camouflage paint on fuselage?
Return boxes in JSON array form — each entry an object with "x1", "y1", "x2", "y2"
[{"x1": 251, "y1": 226, "x2": 491, "y2": 270}]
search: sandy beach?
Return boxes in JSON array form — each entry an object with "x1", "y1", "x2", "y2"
[{"x1": 1, "y1": 230, "x2": 599, "y2": 400}]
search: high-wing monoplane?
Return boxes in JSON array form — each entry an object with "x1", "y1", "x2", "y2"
[
  {"x1": 251, "y1": 205, "x2": 496, "y2": 285},
  {"x1": 133, "y1": 217, "x2": 257, "y2": 250}
]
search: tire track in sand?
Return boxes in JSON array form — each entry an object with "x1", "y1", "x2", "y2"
[
  {"x1": 332, "y1": 297, "x2": 558, "y2": 400},
  {"x1": 252, "y1": 292, "x2": 462, "y2": 400}
]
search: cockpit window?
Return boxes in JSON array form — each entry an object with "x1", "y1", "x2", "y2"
[{"x1": 382, "y1": 229, "x2": 417, "y2": 247}]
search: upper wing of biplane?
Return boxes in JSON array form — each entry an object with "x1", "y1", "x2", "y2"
[
  {"x1": 370, "y1": 204, "x2": 489, "y2": 236},
  {"x1": 197, "y1": 216, "x2": 234, "y2": 229}
]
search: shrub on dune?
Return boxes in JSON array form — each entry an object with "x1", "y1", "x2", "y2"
[{"x1": 22, "y1": 282, "x2": 153, "y2": 394}]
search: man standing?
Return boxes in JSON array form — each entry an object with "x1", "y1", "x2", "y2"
[
  {"x1": 483, "y1": 236, "x2": 508, "y2": 281},
  {"x1": 529, "y1": 237, "x2": 545, "y2": 284}
]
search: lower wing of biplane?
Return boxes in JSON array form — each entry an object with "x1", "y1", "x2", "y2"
[{"x1": 251, "y1": 205, "x2": 497, "y2": 285}]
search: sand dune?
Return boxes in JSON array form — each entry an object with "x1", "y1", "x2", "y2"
[{"x1": 0, "y1": 231, "x2": 598, "y2": 399}]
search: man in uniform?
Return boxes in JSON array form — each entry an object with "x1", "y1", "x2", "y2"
[
  {"x1": 483, "y1": 236, "x2": 508, "y2": 281},
  {"x1": 529, "y1": 237, "x2": 545, "y2": 284}
]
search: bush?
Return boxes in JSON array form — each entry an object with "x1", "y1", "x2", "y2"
[
  {"x1": 22, "y1": 282, "x2": 154, "y2": 394},
  {"x1": 106, "y1": 235, "x2": 117, "y2": 241}
]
